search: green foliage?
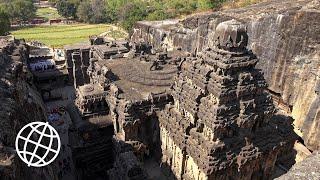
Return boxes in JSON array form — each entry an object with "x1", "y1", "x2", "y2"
[
  {"x1": 197, "y1": 0, "x2": 216, "y2": 10},
  {"x1": 2, "y1": 0, "x2": 36, "y2": 22},
  {"x1": 11, "y1": 24, "x2": 125, "y2": 47},
  {"x1": 39, "y1": 0, "x2": 229, "y2": 31},
  {"x1": 36, "y1": 8, "x2": 62, "y2": 20},
  {"x1": 76, "y1": 1, "x2": 92, "y2": 22},
  {"x1": 56, "y1": 0, "x2": 78, "y2": 18},
  {"x1": 104, "y1": 29, "x2": 128, "y2": 40},
  {"x1": 90, "y1": 0, "x2": 107, "y2": 23},
  {"x1": 2, "y1": 0, "x2": 233, "y2": 33},
  {"x1": 105, "y1": 0, "x2": 129, "y2": 22},
  {"x1": 165, "y1": 0, "x2": 195, "y2": 14},
  {"x1": 77, "y1": 0, "x2": 106, "y2": 23},
  {"x1": 118, "y1": 1, "x2": 148, "y2": 31},
  {"x1": 0, "y1": 6, "x2": 10, "y2": 35},
  {"x1": 146, "y1": 10, "x2": 173, "y2": 21},
  {"x1": 114, "y1": 0, "x2": 226, "y2": 30},
  {"x1": 47, "y1": 0, "x2": 59, "y2": 3}
]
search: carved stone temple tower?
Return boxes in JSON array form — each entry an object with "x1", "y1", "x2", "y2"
[{"x1": 158, "y1": 20, "x2": 297, "y2": 180}]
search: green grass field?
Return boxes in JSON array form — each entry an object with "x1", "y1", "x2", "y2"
[
  {"x1": 11, "y1": 24, "x2": 127, "y2": 48},
  {"x1": 36, "y1": 7, "x2": 62, "y2": 20}
]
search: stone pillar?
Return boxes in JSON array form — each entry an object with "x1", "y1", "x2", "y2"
[{"x1": 72, "y1": 52, "x2": 84, "y2": 87}]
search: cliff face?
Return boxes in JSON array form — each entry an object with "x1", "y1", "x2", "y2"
[
  {"x1": 277, "y1": 151, "x2": 320, "y2": 180},
  {"x1": 131, "y1": 0, "x2": 320, "y2": 151},
  {"x1": 0, "y1": 38, "x2": 56, "y2": 180}
]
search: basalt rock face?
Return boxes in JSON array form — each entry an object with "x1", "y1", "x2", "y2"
[
  {"x1": 0, "y1": 38, "x2": 56, "y2": 180},
  {"x1": 158, "y1": 20, "x2": 297, "y2": 180},
  {"x1": 108, "y1": 138, "x2": 148, "y2": 180},
  {"x1": 277, "y1": 151, "x2": 320, "y2": 180},
  {"x1": 131, "y1": 0, "x2": 320, "y2": 151}
]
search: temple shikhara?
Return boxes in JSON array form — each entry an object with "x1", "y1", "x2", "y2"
[{"x1": 158, "y1": 20, "x2": 296, "y2": 179}]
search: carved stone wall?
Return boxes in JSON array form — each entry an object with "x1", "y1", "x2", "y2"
[
  {"x1": 108, "y1": 88, "x2": 173, "y2": 157},
  {"x1": 65, "y1": 46, "x2": 91, "y2": 87},
  {"x1": 0, "y1": 38, "x2": 57, "y2": 180},
  {"x1": 158, "y1": 20, "x2": 297, "y2": 180},
  {"x1": 131, "y1": 0, "x2": 320, "y2": 151},
  {"x1": 108, "y1": 138, "x2": 148, "y2": 180}
]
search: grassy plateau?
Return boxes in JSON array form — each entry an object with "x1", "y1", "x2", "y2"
[
  {"x1": 11, "y1": 24, "x2": 127, "y2": 48},
  {"x1": 36, "y1": 7, "x2": 62, "y2": 20}
]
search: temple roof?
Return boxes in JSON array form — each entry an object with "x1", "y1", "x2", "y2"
[{"x1": 97, "y1": 56, "x2": 179, "y2": 101}]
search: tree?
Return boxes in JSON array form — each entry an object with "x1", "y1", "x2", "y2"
[
  {"x1": 146, "y1": 1, "x2": 173, "y2": 21},
  {"x1": 118, "y1": 2, "x2": 148, "y2": 31},
  {"x1": 105, "y1": 0, "x2": 128, "y2": 23},
  {"x1": 56, "y1": 0, "x2": 77, "y2": 18},
  {"x1": 6, "y1": 0, "x2": 36, "y2": 22},
  {"x1": 146, "y1": 9, "x2": 172, "y2": 21},
  {"x1": 76, "y1": 0, "x2": 92, "y2": 23},
  {"x1": 90, "y1": 0, "x2": 106, "y2": 23},
  {"x1": 0, "y1": 7, "x2": 10, "y2": 35},
  {"x1": 77, "y1": 0, "x2": 106, "y2": 23}
]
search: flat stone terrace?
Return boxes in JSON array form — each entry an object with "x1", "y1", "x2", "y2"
[{"x1": 98, "y1": 56, "x2": 179, "y2": 101}]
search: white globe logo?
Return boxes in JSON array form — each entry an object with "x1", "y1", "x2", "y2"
[{"x1": 15, "y1": 122, "x2": 61, "y2": 167}]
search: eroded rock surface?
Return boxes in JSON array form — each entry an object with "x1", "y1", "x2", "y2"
[
  {"x1": 277, "y1": 151, "x2": 320, "y2": 180},
  {"x1": 131, "y1": 0, "x2": 320, "y2": 151},
  {"x1": 0, "y1": 37, "x2": 56, "y2": 180},
  {"x1": 158, "y1": 19, "x2": 297, "y2": 180}
]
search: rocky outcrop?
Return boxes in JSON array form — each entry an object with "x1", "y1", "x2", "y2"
[
  {"x1": 277, "y1": 151, "x2": 320, "y2": 180},
  {"x1": 108, "y1": 138, "x2": 148, "y2": 180},
  {"x1": 131, "y1": 0, "x2": 320, "y2": 151},
  {"x1": 0, "y1": 37, "x2": 56, "y2": 180}
]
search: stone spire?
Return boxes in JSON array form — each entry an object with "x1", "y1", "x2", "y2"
[{"x1": 158, "y1": 19, "x2": 295, "y2": 180}]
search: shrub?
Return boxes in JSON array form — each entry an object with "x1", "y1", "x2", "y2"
[
  {"x1": 56, "y1": 0, "x2": 77, "y2": 18},
  {"x1": 0, "y1": 7, "x2": 10, "y2": 35},
  {"x1": 118, "y1": 2, "x2": 148, "y2": 31}
]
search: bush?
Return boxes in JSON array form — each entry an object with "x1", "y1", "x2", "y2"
[
  {"x1": 42, "y1": 0, "x2": 230, "y2": 31},
  {"x1": 4, "y1": 0, "x2": 36, "y2": 22},
  {"x1": 76, "y1": 1, "x2": 92, "y2": 22},
  {"x1": 90, "y1": 0, "x2": 107, "y2": 23},
  {"x1": 77, "y1": 0, "x2": 107, "y2": 23},
  {"x1": 113, "y1": 0, "x2": 228, "y2": 31},
  {"x1": 146, "y1": 9, "x2": 173, "y2": 21},
  {"x1": 105, "y1": 0, "x2": 128, "y2": 23},
  {"x1": 0, "y1": 7, "x2": 10, "y2": 35},
  {"x1": 118, "y1": 2, "x2": 148, "y2": 31},
  {"x1": 56, "y1": 0, "x2": 77, "y2": 18},
  {"x1": 221, "y1": 0, "x2": 263, "y2": 9}
]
